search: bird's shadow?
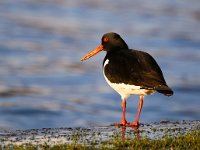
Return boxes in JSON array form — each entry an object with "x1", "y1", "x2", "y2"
[{"x1": 115, "y1": 126, "x2": 140, "y2": 142}]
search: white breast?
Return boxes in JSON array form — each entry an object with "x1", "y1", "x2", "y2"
[{"x1": 103, "y1": 59, "x2": 155, "y2": 100}]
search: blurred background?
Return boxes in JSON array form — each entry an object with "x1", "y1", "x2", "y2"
[{"x1": 0, "y1": 0, "x2": 200, "y2": 129}]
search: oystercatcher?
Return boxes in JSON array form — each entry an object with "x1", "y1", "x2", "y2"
[{"x1": 81, "y1": 32, "x2": 173, "y2": 127}]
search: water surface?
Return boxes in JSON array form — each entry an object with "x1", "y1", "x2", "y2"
[{"x1": 0, "y1": 0, "x2": 200, "y2": 129}]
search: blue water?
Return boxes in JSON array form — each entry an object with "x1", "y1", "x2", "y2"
[{"x1": 0, "y1": 0, "x2": 200, "y2": 129}]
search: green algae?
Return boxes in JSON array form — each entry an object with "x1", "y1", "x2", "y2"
[
  {"x1": 2, "y1": 129, "x2": 200, "y2": 150},
  {"x1": 1, "y1": 121, "x2": 199, "y2": 149}
]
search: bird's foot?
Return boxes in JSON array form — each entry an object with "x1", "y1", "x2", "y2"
[
  {"x1": 126, "y1": 121, "x2": 139, "y2": 127},
  {"x1": 111, "y1": 120, "x2": 128, "y2": 127},
  {"x1": 111, "y1": 120, "x2": 140, "y2": 127}
]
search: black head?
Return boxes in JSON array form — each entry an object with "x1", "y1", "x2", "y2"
[
  {"x1": 101, "y1": 32, "x2": 128, "y2": 52},
  {"x1": 81, "y1": 32, "x2": 128, "y2": 61}
]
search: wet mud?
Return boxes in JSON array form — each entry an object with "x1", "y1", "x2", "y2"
[{"x1": 0, "y1": 120, "x2": 199, "y2": 146}]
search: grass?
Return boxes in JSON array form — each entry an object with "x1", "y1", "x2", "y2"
[{"x1": 1, "y1": 129, "x2": 200, "y2": 150}]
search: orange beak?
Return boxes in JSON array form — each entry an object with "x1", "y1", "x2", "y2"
[{"x1": 81, "y1": 44, "x2": 104, "y2": 61}]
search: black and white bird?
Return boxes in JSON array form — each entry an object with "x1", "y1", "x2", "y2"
[{"x1": 81, "y1": 32, "x2": 173, "y2": 127}]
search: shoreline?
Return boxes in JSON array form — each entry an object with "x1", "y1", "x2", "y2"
[{"x1": 0, "y1": 120, "x2": 199, "y2": 146}]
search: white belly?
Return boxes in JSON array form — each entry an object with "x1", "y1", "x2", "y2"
[{"x1": 103, "y1": 59, "x2": 155, "y2": 99}]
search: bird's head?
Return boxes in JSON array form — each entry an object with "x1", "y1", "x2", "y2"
[{"x1": 81, "y1": 32, "x2": 128, "y2": 61}]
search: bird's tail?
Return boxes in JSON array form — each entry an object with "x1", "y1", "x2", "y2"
[{"x1": 155, "y1": 85, "x2": 174, "y2": 96}]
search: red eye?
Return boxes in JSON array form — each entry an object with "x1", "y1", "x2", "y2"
[{"x1": 103, "y1": 37, "x2": 108, "y2": 42}]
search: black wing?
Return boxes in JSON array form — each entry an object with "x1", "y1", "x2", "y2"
[{"x1": 103, "y1": 49, "x2": 173, "y2": 96}]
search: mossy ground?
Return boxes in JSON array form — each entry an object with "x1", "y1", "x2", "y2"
[{"x1": 2, "y1": 129, "x2": 200, "y2": 150}]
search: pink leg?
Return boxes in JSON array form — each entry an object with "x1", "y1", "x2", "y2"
[
  {"x1": 111, "y1": 98, "x2": 127, "y2": 126},
  {"x1": 121, "y1": 99, "x2": 127, "y2": 125},
  {"x1": 127, "y1": 95, "x2": 144, "y2": 127}
]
